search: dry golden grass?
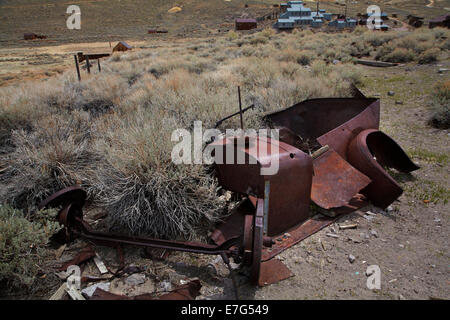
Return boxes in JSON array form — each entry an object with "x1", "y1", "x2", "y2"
[{"x1": 0, "y1": 27, "x2": 448, "y2": 238}]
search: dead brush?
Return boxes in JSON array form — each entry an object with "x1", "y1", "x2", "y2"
[{"x1": 0, "y1": 114, "x2": 101, "y2": 210}]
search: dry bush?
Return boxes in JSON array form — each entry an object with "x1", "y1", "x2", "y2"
[
  {"x1": 0, "y1": 205, "x2": 60, "y2": 291},
  {"x1": 0, "y1": 113, "x2": 100, "y2": 209},
  {"x1": 382, "y1": 47, "x2": 416, "y2": 63},
  {"x1": 418, "y1": 48, "x2": 441, "y2": 64},
  {"x1": 429, "y1": 81, "x2": 450, "y2": 129},
  {"x1": 7, "y1": 27, "x2": 430, "y2": 239}
]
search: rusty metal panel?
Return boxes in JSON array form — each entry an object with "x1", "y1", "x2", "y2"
[
  {"x1": 311, "y1": 149, "x2": 371, "y2": 209},
  {"x1": 265, "y1": 97, "x2": 379, "y2": 149},
  {"x1": 316, "y1": 99, "x2": 380, "y2": 159},
  {"x1": 212, "y1": 135, "x2": 313, "y2": 236},
  {"x1": 257, "y1": 259, "x2": 293, "y2": 287},
  {"x1": 261, "y1": 215, "x2": 336, "y2": 261},
  {"x1": 347, "y1": 129, "x2": 419, "y2": 208}
]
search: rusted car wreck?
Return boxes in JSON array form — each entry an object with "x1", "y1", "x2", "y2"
[{"x1": 40, "y1": 89, "x2": 419, "y2": 296}]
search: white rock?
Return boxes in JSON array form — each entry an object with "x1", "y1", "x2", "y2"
[
  {"x1": 348, "y1": 254, "x2": 356, "y2": 263},
  {"x1": 160, "y1": 280, "x2": 172, "y2": 292},
  {"x1": 81, "y1": 282, "x2": 110, "y2": 298},
  {"x1": 125, "y1": 273, "x2": 146, "y2": 286}
]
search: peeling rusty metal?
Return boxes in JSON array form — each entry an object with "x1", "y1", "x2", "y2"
[
  {"x1": 258, "y1": 259, "x2": 293, "y2": 287},
  {"x1": 58, "y1": 246, "x2": 96, "y2": 271},
  {"x1": 265, "y1": 97, "x2": 380, "y2": 157},
  {"x1": 261, "y1": 215, "x2": 337, "y2": 261},
  {"x1": 212, "y1": 135, "x2": 313, "y2": 236},
  {"x1": 40, "y1": 89, "x2": 421, "y2": 290},
  {"x1": 347, "y1": 129, "x2": 419, "y2": 208},
  {"x1": 250, "y1": 199, "x2": 263, "y2": 285},
  {"x1": 311, "y1": 149, "x2": 371, "y2": 209}
]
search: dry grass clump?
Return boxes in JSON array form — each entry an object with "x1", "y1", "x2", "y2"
[
  {"x1": 429, "y1": 81, "x2": 450, "y2": 129},
  {"x1": 3, "y1": 26, "x2": 445, "y2": 239},
  {"x1": 0, "y1": 205, "x2": 60, "y2": 291},
  {"x1": 374, "y1": 28, "x2": 448, "y2": 63}
]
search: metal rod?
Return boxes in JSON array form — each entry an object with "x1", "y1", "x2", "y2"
[
  {"x1": 86, "y1": 55, "x2": 91, "y2": 74},
  {"x1": 263, "y1": 180, "x2": 270, "y2": 235},
  {"x1": 74, "y1": 55, "x2": 81, "y2": 81},
  {"x1": 214, "y1": 104, "x2": 254, "y2": 128},
  {"x1": 238, "y1": 86, "x2": 244, "y2": 130},
  {"x1": 98, "y1": 58, "x2": 101, "y2": 72}
]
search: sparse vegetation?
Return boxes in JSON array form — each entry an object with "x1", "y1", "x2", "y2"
[
  {"x1": 429, "y1": 81, "x2": 450, "y2": 129},
  {"x1": 0, "y1": 205, "x2": 60, "y2": 291},
  {"x1": 0, "y1": 26, "x2": 449, "y2": 239}
]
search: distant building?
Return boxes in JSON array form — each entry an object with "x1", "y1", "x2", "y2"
[
  {"x1": 275, "y1": 1, "x2": 332, "y2": 29},
  {"x1": 235, "y1": 18, "x2": 258, "y2": 31},
  {"x1": 113, "y1": 41, "x2": 132, "y2": 52},
  {"x1": 328, "y1": 18, "x2": 357, "y2": 29},
  {"x1": 276, "y1": 18, "x2": 295, "y2": 29},
  {"x1": 429, "y1": 15, "x2": 450, "y2": 29}
]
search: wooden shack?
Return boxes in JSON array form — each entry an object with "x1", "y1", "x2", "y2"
[
  {"x1": 235, "y1": 18, "x2": 257, "y2": 31},
  {"x1": 113, "y1": 41, "x2": 132, "y2": 52},
  {"x1": 24, "y1": 33, "x2": 47, "y2": 40},
  {"x1": 429, "y1": 15, "x2": 450, "y2": 29},
  {"x1": 407, "y1": 15, "x2": 424, "y2": 28}
]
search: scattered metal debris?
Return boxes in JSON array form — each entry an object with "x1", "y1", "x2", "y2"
[
  {"x1": 39, "y1": 86, "x2": 419, "y2": 296},
  {"x1": 58, "y1": 246, "x2": 96, "y2": 271},
  {"x1": 89, "y1": 279, "x2": 202, "y2": 300}
]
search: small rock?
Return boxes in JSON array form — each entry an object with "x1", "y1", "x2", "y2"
[
  {"x1": 387, "y1": 206, "x2": 394, "y2": 212},
  {"x1": 434, "y1": 218, "x2": 441, "y2": 223},
  {"x1": 398, "y1": 294, "x2": 406, "y2": 300},
  {"x1": 363, "y1": 215, "x2": 374, "y2": 221},
  {"x1": 388, "y1": 91, "x2": 395, "y2": 96},
  {"x1": 399, "y1": 244, "x2": 405, "y2": 248},
  {"x1": 348, "y1": 254, "x2": 356, "y2": 264},
  {"x1": 366, "y1": 211, "x2": 377, "y2": 216},
  {"x1": 360, "y1": 232, "x2": 370, "y2": 240},
  {"x1": 370, "y1": 230, "x2": 378, "y2": 238},
  {"x1": 349, "y1": 237, "x2": 362, "y2": 243},
  {"x1": 438, "y1": 68, "x2": 449, "y2": 73},
  {"x1": 389, "y1": 278, "x2": 397, "y2": 283},
  {"x1": 333, "y1": 59, "x2": 340, "y2": 65},
  {"x1": 326, "y1": 233, "x2": 339, "y2": 238},
  {"x1": 125, "y1": 273, "x2": 146, "y2": 286},
  {"x1": 159, "y1": 280, "x2": 172, "y2": 292}
]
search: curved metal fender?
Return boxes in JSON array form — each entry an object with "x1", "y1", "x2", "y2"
[{"x1": 347, "y1": 129, "x2": 419, "y2": 209}]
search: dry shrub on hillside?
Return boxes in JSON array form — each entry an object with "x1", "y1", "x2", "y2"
[
  {"x1": 8, "y1": 27, "x2": 445, "y2": 238},
  {"x1": 429, "y1": 81, "x2": 450, "y2": 129}
]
